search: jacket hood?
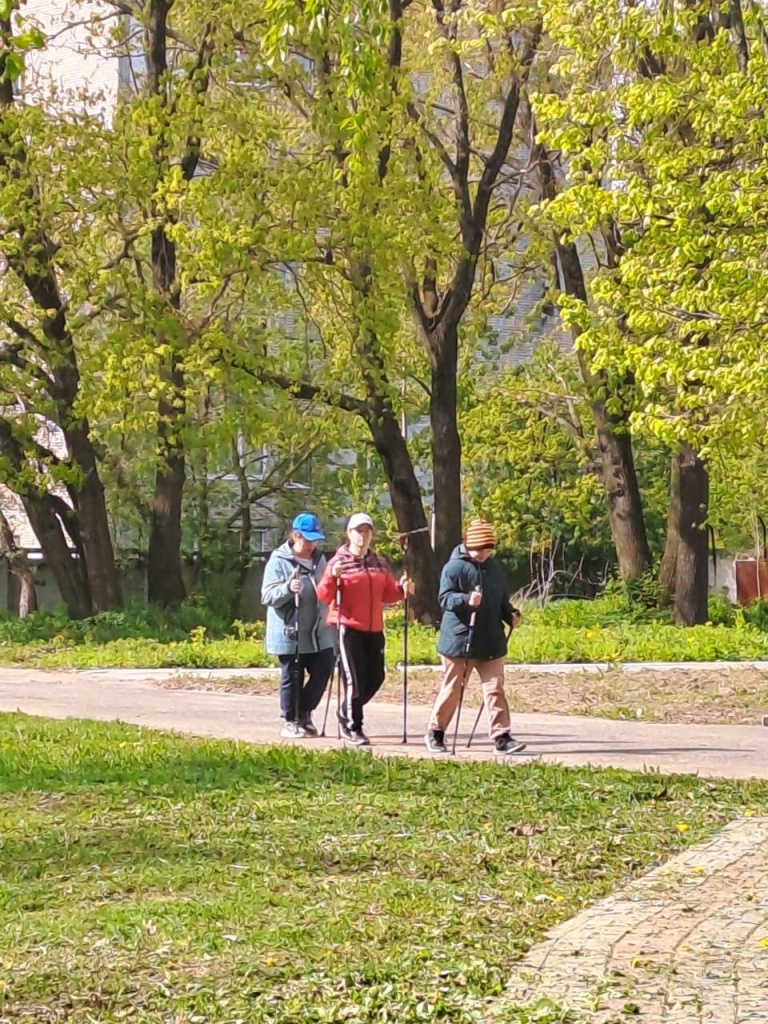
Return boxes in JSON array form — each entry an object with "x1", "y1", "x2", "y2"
[{"x1": 449, "y1": 543, "x2": 472, "y2": 562}]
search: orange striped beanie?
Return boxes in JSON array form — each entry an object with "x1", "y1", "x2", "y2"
[{"x1": 464, "y1": 518, "x2": 496, "y2": 549}]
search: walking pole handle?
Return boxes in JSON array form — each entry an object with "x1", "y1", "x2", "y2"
[{"x1": 465, "y1": 605, "x2": 478, "y2": 652}]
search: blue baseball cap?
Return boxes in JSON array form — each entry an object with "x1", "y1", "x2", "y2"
[{"x1": 291, "y1": 512, "x2": 325, "y2": 542}]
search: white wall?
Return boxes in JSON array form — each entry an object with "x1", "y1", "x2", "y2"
[
  {"x1": 22, "y1": 0, "x2": 121, "y2": 122},
  {"x1": 709, "y1": 555, "x2": 737, "y2": 603}
]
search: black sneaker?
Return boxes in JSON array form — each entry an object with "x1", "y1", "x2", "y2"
[
  {"x1": 347, "y1": 729, "x2": 370, "y2": 747},
  {"x1": 495, "y1": 733, "x2": 527, "y2": 755},
  {"x1": 299, "y1": 712, "x2": 318, "y2": 737},
  {"x1": 424, "y1": 729, "x2": 448, "y2": 754}
]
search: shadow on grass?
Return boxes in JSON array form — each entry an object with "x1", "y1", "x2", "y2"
[{"x1": 0, "y1": 712, "x2": 549, "y2": 799}]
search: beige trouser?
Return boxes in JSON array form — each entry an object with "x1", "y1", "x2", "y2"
[{"x1": 428, "y1": 655, "x2": 510, "y2": 739}]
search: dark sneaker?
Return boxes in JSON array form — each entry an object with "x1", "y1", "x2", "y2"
[
  {"x1": 494, "y1": 733, "x2": 527, "y2": 755},
  {"x1": 299, "y1": 713, "x2": 318, "y2": 737},
  {"x1": 280, "y1": 721, "x2": 306, "y2": 739},
  {"x1": 424, "y1": 729, "x2": 448, "y2": 754},
  {"x1": 347, "y1": 729, "x2": 370, "y2": 747},
  {"x1": 337, "y1": 712, "x2": 353, "y2": 741}
]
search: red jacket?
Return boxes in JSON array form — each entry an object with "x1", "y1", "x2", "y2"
[{"x1": 317, "y1": 545, "x2": 403, "y2": 632}]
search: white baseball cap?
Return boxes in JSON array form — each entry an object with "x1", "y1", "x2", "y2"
[{"x1": 347, "y1": 512, "x2": 374, "y2": 531}]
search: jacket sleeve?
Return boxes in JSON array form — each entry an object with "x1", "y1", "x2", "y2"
[
  {"x1": 438, "y1": 562, "x2": 468, "y2": 613},
  {"x1": 501, "y1": 593, "x2": 517, "y2": 627},
  {"x1": 261, "y1": 554, "x2": 293, "y2": 608},
  {"x1": 381, "y1": 569, "x2": 404, "y2": 605},
  {"x1": 316, "y1": 560, "x2": 337, "y2": 606},
  {"x1": 500, "y1": 567, "x2": 519, "y2": 626}
]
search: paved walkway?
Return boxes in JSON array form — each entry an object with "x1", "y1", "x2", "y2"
[
  {"x1": 486, "y1": 817, "x2": 768, "y2": 1023},
  {"x1": 0, "y1": 668, "x2": 767, "y2": 779}
]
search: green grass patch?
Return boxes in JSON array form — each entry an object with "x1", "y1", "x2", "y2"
[
  {"x1": 1, "y1": 596, "x2": 768, "y2": 669},
  {"x1": 1, "y1": 715, "x2": 766, "y2": 1022}
]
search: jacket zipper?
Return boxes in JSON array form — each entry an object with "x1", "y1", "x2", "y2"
[{"x1": 365, "y1": 563, "x2": 373, "y2": 632}]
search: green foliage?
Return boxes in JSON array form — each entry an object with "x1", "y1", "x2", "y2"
[
  {"x1": 0, "y1": 715, "x2": 764, "y2": 1022},
  {"x1": 462, "y1": 343, "x2": 610, "y2": 561},
  {"x1": 1, "y1": 597, "x2": 768, "y2": 667},
  {"x1": 535, "y1": 0, "x2": 768, "y2": 460},
  {"x1": 6, "y1": 0, "x2": 768, "y2": 623},
  {"x1": 0, "y1": 604, "x2": 233, "y2": 645}
]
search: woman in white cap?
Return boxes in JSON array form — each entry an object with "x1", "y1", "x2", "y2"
[{"x1": 317, "y1": 512, "x2": 408, "y2": 746}]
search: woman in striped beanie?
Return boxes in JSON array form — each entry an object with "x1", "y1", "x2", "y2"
[{"x1": 425, "y1": 518, "x2": 526, "y2": 756}]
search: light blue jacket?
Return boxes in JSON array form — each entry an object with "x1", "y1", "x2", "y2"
[{"x1": 261, "y1": 542, "x2": 336, "y2": 656}]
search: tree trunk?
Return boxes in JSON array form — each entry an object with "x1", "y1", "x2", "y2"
[
  {"x1": 0, "y1": 422, "x2": 92, "y2": 617},
  {"x1": 535, "y1": 143, "x2": 651, "y2": 582},
  {"x1": 148, "y1": 377, "x2": 186, "y2": 606},
  {"x1": 658, "y1": 455, "x2": 681, "y2": 604},
  {"x1": 592, "y1": 398, "x2": 652, "y2": 580},
  {"x1": 143, "y1": 2, "x2": 189, "y2": 605},
  {"x1": 1, "y1": 43, "x2": 122, "y2": 616},
  {"x1": 673, "y1": 445, "x2": 709, "y2": 626},
  {"x1": 0, "y1": 509, "x2": 38, "y2": 616},
  {"x1": 428, "y1": 323, "x2": 463, "y2": 572},
  {"x1": 231, "y1": 439, "x2": 252, "y2": 581},
  {"x1": 66, "y1": 425, "x2": 123, "y2": 611},
  {"x1": 367, "y1": 402, "x2": 439, "y2": 623},
  {"x1": 554, "y1": 236, "x2": 650, "y2": 580}
]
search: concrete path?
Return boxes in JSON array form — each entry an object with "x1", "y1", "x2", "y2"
[
  {"x1": 0, "y1": 668, "x2": 767, "y2": 779},
  {"x1": 486, "y1": 817, "x2": 768, "y2": 1023}
]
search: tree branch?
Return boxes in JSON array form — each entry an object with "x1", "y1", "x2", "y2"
[
  {"x1": 179, "y1": 22, "x2": 215, "y2": 182},
  {"x1": 473, "y1": 23, "x2": 542, "y2": 232},
  {"x1": 0, "y1": 337, "x2": 57, "y2": 391},
  {"x1": 227, "y1": 358, "x2": 370, "y2": 418},
  {"x1": 225, "y1": 444, "x2": 320, "y2": 527}
]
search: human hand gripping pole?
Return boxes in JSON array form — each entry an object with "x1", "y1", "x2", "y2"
[{"x1": 451, "y1": 589, "x2": 481, "y2": 756}]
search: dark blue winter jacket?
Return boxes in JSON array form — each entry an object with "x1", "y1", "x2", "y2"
[{"x1": 436, "y1": 545, "x2": 517, "y2": 661}]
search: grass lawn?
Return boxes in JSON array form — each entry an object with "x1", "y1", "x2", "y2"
[{"x1": 1, "y1": 716, "x2": 767, "y2": 1023}]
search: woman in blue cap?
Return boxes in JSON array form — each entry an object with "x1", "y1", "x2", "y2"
[{"x1": 261, "y1": 512, "x2": 336, "y2": 737}]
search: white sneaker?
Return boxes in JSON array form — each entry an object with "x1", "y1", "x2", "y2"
[{"x1": 280, "y1": 722, "x2": 306, "y2": 739}]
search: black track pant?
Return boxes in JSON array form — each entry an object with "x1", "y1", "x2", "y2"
[{"x1": 338, "y1": 626, "x2": 386, "y2": 731}]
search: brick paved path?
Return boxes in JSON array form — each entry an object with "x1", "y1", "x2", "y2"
[{"x1": 487, "y1": 817, "x2": 768, "y2": 1023}]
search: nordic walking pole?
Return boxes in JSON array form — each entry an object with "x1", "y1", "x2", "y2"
[
  {"x1": 321, "y1": 572, "x2": 343, "y2": 737},
  {"x1": 467, "y1": 623, "x2": 513, "y2": 749},
  {"x1": 451, "y1": 593, "x2": 480, "y2": 756},
  {"x1": 402, "y1": 585, "x2": 409, "y2": 743},
  {"x1": 391, "y1": 526, "x2": 428, "y2": 745},
  {"x1": 292, "y1": 569, "x2": 301, "y2": 727},
  {"x1": 401, "y1": 535, "x2": 410, "y2": 744},
  {"x1": 334, "y1": 573, "x2": 342, "y2": 738}
]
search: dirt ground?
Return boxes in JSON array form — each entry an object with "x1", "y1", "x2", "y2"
[{"x1": 163, "y1": 665, "x2": 768, "y2": 726}]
